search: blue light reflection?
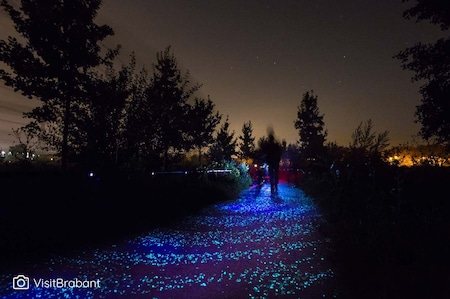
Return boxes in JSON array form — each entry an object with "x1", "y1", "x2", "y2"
[{"x1": 1, "y1": 183, "x2": 339, "y2": 298}]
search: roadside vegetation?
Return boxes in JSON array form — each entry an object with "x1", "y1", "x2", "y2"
[
  {"x1": 0, "y1": 160, "x2": 251, "y2": 274},
  {"x1": 298, "y1": 130, "x2": 450, "y2": 298}
]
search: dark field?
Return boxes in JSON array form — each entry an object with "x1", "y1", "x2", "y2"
[
  {"x1": 0, "y1": 167, "x2": 243, "y2": 274},
  {"x1": 301, "y1": 165, "x2": 450, "y2": 298}
]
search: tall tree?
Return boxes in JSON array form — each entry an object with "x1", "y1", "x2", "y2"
[
  {"x1": 81, "y1": 58, "x2": 134, "y2": 168},
  {"x1": 394, "y1": 0, "x2": 450, "y2": 146},
  {"x1": 189, "y1": 96, "x2": 221, "y2": 165},
  {"x1": 122, "y1": 64, "x2": 155, "y2": 170},
  {"x1": 0, "y1": 0, "x2": 118, "y2": 169},
  {"x1": 238, "y1": 120, "x2": 255, "y2": 160},
  {"x1": 209, "y1": 116, "x2": 237, "y2": 162},
  {"x1": 294, "y1": 90, "x2": 327, "y2": 159},
  {"x1": 147, "y1": 46, "x2": 201, "y2": 170}
]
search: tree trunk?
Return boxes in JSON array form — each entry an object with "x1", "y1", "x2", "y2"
[{"x1": 61, "y1": 97, "x2": 70, "y2": 170}]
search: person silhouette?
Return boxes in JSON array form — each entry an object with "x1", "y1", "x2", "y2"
[{"x1": 263, "y1": 132, "x2": 282, "y2": 195}]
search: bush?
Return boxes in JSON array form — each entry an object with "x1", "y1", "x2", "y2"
[
  {"x1": 299, "y1": 162, "x2": 450, "y2": 298},
  {"x1": 0, "y1": 161, "x2": 250, "y2": 274},
  {"x1": 202, "y1": 159, "x2": 252, "y2": 191}
]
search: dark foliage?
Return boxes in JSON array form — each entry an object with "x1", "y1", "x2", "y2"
[
  {"x1": 401, "y1": 0, "x2": 450, "y2": 31},
  {"x1": 209, "y1": 116, "x2": 237, "y2": 163},
  {"x1": 0, "y1": 164, "x2": 249, "y2": 274},
  {"x1": 294, "y1": 90, "x2": 327, "y2": 159},
  {"x1": 0, "y1": 0, "x2": 118, "y2": 169},
  {"x1": 146, "y1": 46, "x2": 201, "y2": 169},
  {"x1": 189, "y1": 96, "x2": 221, "y2": 165},
  {"x1": 395, "y1": 0, "x2": 450, "y2": 146},
  {"x1": 300, "y1": 158, "x2": 450, "y2": 298},
  {"x1": 238, "y1": 121, "x2": 256, "y2": 160}
]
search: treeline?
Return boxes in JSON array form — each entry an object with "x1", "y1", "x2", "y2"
[
  {"x1": 2, "y1": 42, "x2": 229, "y2": 172},
  {"x1": 0, "y1": 1, "x2": 250, "y2": 173}
]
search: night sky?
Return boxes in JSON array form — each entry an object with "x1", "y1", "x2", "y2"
[{"x1": 0, "y1": 0, "x2": 446, "y2": 150}]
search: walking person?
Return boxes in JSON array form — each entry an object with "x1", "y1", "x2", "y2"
[{"x1": 261, "y1": 132, "x2": 282, "y2": 195}]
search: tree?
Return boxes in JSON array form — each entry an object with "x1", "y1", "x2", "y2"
[
  {"x1": 284, "y1": 143, "x2": 301, "y2": 168},
  {"x1": 8, "y1": 127, "x2": 39, "y2": 163},
  {"x1": 80, "y1": 57, "x2": 134, "y2": 169},
  {"x1": 349, "y1": 119, "x2": 390, "y2": 165},
  {"x1": 238, "y1": 121, "x2": 255, "y2": 160},
  {"x1": 209, "y1": 116, "x2": 237, "y2": 162},
  {"x1": 8, "y1": 143, "x2": 28, "y2": 162},
  {"x1": 0, "y1": 0, "x2": 118, "y2": 169},
  {"x1": 294, "y1": 90, "x2": 327, "y2": 159},
  {"x1": 146, "y1": 46, "x2": 201, "y2": 170},
  {"x1": 400, "y1": 0, "x2": 450, "y2": 31},
  {"x1": 122, "y1": 64, "x2": 155, "y2": 170},
  {"x1": 10, "y1": 126, "x2": 39, "y2": 158},
  {"x1": 394, "y1": 0, "x2": 450, "y2": 146},
  {"x1": 189, "y1": 96, "x2": 221, "y2": 165}
]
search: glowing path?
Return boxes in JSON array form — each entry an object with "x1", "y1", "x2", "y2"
[{"x1": 0, "y1": 182, "x2": 339, "y2": 298}]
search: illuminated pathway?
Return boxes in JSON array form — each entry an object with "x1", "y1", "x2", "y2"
[{"x1": 1, "y1": 182, "x2": 339, "y2": 298}]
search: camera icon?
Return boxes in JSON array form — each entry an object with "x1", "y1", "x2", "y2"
[{"x1": 12, "y1": 275, "x2": 30, "y2": 290}]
